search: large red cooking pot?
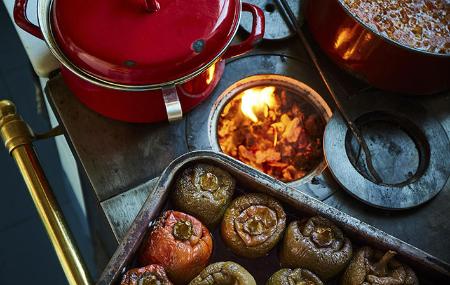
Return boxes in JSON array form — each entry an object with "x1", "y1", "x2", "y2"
[
  {"x1": 14, "y1": 0, "x2": 265, "y2": 122},
  {"x1": 305, "y1": 0, "x2": 450, "y2": 95}
]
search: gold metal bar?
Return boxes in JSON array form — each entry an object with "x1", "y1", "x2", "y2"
[{"x1": 0, "y1": 100, "x2": 92, "y2": 285}]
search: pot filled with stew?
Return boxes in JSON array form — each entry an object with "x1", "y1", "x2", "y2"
[{"x1": 305, "y1": 0, "x2": 450, "y2": 95}]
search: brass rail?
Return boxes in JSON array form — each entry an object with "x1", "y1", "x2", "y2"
[{"x1": 0, "y1": 100, "x2": 92, "y2": 285}]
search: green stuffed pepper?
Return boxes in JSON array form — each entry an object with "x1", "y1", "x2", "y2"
[
  {"x1": 221, "y1": 193, "x2": 286, "y2": 258},
  {"x1": 189, "y1": 262, "x2": 256, "y2": 285},
  {"x1": 267, "y1": 268, "x2": 324, "y2": 285},
  {"x1": 280, "y1": 216, "x2": 353, "y2": 280},
  {"x1": 341, "y1": 247, "x2": 419, "y2": 285},
  {"x1": 173, "y1": 163, "x2": 235, "y2": 227}
]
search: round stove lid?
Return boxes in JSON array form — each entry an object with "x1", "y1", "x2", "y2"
[
  {"x1": 324, "y1": 93, "x2": 450, "y2": 210},
  {"x1": 51, "y1": 0, "x2": 241, "y2": 86}
]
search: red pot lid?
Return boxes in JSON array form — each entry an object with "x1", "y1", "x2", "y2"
[{"x1": 51, "y1": 0, "x2": 240, "y2": 86}]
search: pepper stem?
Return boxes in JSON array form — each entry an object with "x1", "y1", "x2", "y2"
[
  {"x1": 172, "y1": 220, "x2": 193, "y2": 241},
  {"x1": 138, "y1": 273, "x2": 160, "y2": 285},
  {"x1": 247, "y1": 217, "x2": 264, "y2": 234},
  {"x1": 287, "y1": 276, "x2": 311, "y2": 285},
  {"x1": 373, "y1": 250, "x2": 397, "y2": 276},
  {"x1": 199, "y1": 172, "x2": 219, "y2": 192},
  {"x1": 311, "y1": 227, "x2": 333, "y2": 247}
]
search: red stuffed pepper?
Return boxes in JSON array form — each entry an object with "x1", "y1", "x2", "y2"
[
  {"x1": 120, "y1": 264, "x2": 173, "y2": 285},
  {"x1": 138, "y1": 211, "x2": 213, "y2": 284}
]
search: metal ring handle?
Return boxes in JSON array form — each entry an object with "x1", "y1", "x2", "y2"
[
  {"x1": 14, "y1": 0, "x2": 44, "y2": 39},
  {"x1": 223, "y1": 3, "x2": 265, "y2": 59},
  {"x1": 162, "y1": 86, "x2": 183, "y2": 122}
]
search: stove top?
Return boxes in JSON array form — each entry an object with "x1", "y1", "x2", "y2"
[
  {"x1": 44, "y1": 0, "x2": 450, "y2": 262},
  {"x1": 185, "y1": 51, "x2": 450, "y2": 209}
]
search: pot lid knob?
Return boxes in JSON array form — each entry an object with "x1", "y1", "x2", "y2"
[{"x1": 144, "y1": 0, "x2": 160, "y2": 12}]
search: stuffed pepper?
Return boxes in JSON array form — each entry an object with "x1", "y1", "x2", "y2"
[
  {"x1": 341, "y1": 247, "x2": 419, "y2": 285},
  {"x1": 138, "y1": 211, "x2": 213, "y2": 284},
  {"x1": 120, "y1": 264, "x2": 173, "y2": 285},
  {"x1": 189, "y1": 261, "x2": 256, "y2": 285},
  {"x1": 173, "y1": 163, "x2": 235, "y2": 227},
  {"x1": 267, "y1": 268, "x2": 323, "y2": 285},
  {"x1": 280, "y1": 216, "x2": 352, "y2": 280},
  {"x1": 221, "y1": 193, "x2": 286, "y2": 258}
]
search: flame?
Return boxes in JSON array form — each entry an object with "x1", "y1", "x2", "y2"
[
  {"x1": 240, "y1": 86, "x2": 276, "y2": 123},
  {"x1": 206, "y1": 64, "x2": 216, "y2": 84}
]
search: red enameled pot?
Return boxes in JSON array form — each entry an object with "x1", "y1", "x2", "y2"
[
  {"x1": 14, "y1": 0, "x2": 265, "y2": 122},
  {"x1": 305, "y1": 0, "x2": 450, "y2": 95}
]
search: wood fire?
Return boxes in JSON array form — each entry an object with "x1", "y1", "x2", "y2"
[{"x1": 218, "y1": 85, "x2": 324, "y2": 182}]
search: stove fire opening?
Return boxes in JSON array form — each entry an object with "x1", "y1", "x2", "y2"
[{"x1": 213, "y1": 75, "x2": 331, "y2": 183}]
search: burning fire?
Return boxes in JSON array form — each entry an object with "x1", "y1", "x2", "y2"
[
  {"x1": 218, "y1": 85, "x2": 324, "y2": 182},
  {"x1": 240, "y1": 86, "x2": 276, "y2": 123}
]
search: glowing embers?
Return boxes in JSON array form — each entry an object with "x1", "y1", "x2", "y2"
[{"x1": 217, "y1": 79, "x2": 327, "y2": 182}]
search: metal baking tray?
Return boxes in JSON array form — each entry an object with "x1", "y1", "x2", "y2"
[{"x1": 97, "y1": 151, "x2": 450, "y2": 285}]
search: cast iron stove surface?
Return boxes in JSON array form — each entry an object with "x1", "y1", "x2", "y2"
[
  {"x1": 240, "y1": 0, "x2": 302, "y2": 40},
  {"x1": 43, "y1": 0, "x2": 450, "y2": 265}
]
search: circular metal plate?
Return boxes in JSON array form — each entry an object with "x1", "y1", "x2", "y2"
[
  {"x1": 324, "y1": 94, "x2": 450, "y2": 210},
  {"x1": 240, "y1": 0, "x2": 302, "y2": 40}
]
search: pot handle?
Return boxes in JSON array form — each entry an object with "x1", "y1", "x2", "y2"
[
  {"x1": 223, "y1": 3, "x2": 265, "y2": 59},
  {"x1": 162, "y1": 86, "x2": 183, "y2": 122},
  {"x1": 14, "y1": 0, "x2": 44, "y2": 39}
]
